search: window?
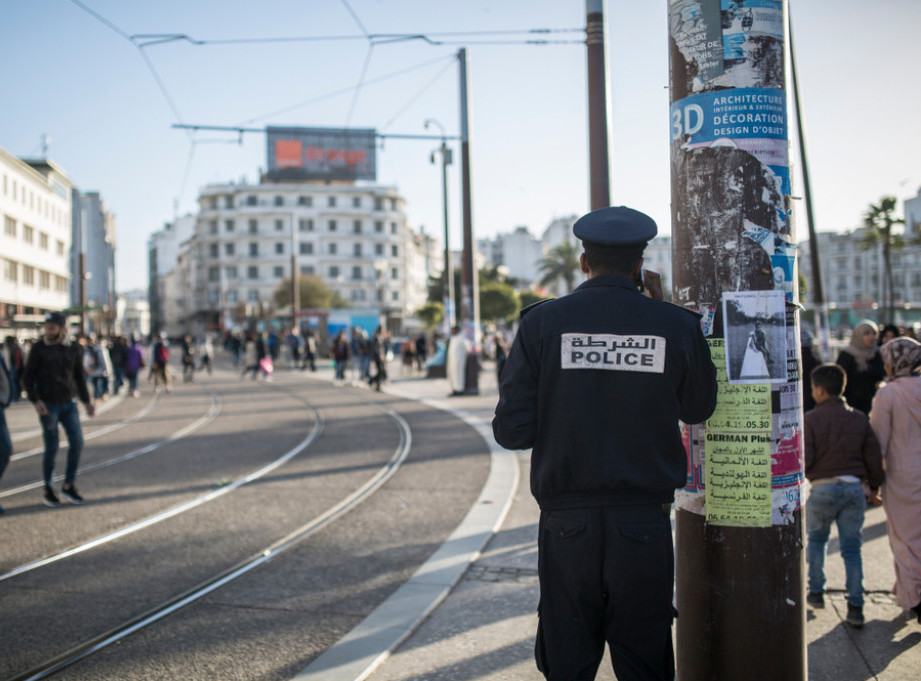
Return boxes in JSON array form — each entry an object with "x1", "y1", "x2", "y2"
[
  {"x1": 353, "y1": 219, "x2": 362, "y2": 233},
  {"x1": 351, "y1": 265, "x2": 362, "y2": 280},
  {"x1": 275, "y1": 242, "x2": 285, "y2": 254},
  {"x1": 351, "y1": 289, "x2": 366, "y2": 301},
  {"x1": 275, "y1": 195, "x2": 284, "y2": 206},
  {"x1": 328, "y1": 219, "x2": 337, "y2": 232},
  {"x1": 391, "y1": 222, "x2": 398, "y2": 234},
  {"x1": 39, "y1": 232, "x2": 49, "y2": 250},
  {"x1": 225, "y1": 196, "x2": 234, "y2": 209},
  {"x1": 3, "y1": 259, "x2": 17, "y2": 282},
  {"x1": 249, "y1": 242, "x2": 258, "y2": 256},
  {"x1": 298, "y1": 195, "x2": 312, "y2": 207},
  {"x1": 275, "y1": 219, "x2": 284, "y2": 231},
  {"x1": 225, "y1": 243, "x2": 235, "y2": 256},
  {"x1": 391, "y1": 245, "x2": 398, "y2": 256},
  {"x1": 23, "y1": 224, "x2": 34, "y2": 243},
  {"x1": 226, "y1": 266, "x2": 238, "y2": 279},
  {"x1": 247, "y1": 289, "x2": 260, "y2": 301},
  {"x1": 56, "y1": 240, "x2": 65, "y2": 256},
  {"x1": 300, "y1": 265, "x2": 314, "y2": 275},
  {"x1": 328, "y1": 265, "x2": 340, "y2": 278},
  {"x1": 249, "y1": 219, "x2": 258, "y2": 234},
  {"x1": 328, "y1": 195, "x2": 337, "y2": 207},
  {"x1": 391, "y1": 268, "x2": 398, "y2": 280},
  {"x1": 299, "y1": 219, "x2": 314, "y2": 232},
  {"x1": 225, "y1": 219, "x2": 235, "y2": 232},
  {"x1": 374, "y1": 197, "x2": 383, "y2": 211},
  {"x1": 273, "y1": 266, "x2": 284, "y2": 277},
  {"x1": 390, "y1": 198, "x2": 397, "y2": 210},
  {"x1": 329, "y1": 243, "x2": 337, "y2": 255},
  {"x1": 208, "y1": 266, "x2": 220, "y2": 282},
  {"x1": 227, "y1": 289, "x2": 238, "y2": 303},
  {"x1": 39, "y1": 270, "x2": 50, "y2": 289},
  {"x1": 353, "y1": 243, "x2": 362, "y2": 256},
  {"x1": 247, "y1": 266, "x2": 259, "y2": 279},
  {"x1": 375, "y1": 243, "x2": 384, "y2": 256},
  {"x1": 299, "y1": 242, "x2": 313, "y2": 255},
  {"x1": 209, "y1": 197, "x2": 218, "y2": 210},
  {"x1": 55, "y1": 275, "x2": 67, "y2": 292},
  {"x1": 22, "y1": 265, "x2": 34, "y2": 285},
  {"x1": 391, "y1": 291, "x2": 399, "y2": 302},
  {"x1": 352, "y1": 196, "x2": 361, "y2": 208},
  {"x1": 246, "y1": 195, "x2": 258, "y2": 206},
  {"x1": 374, "y1": 220, "x2": 383, "y2": 233},
  {"x1": 209, "y1": 244, "x2": 219, "y2": 257},
  {"x1": 4, "y1": 215, "x2": 15, "y2": 237}
]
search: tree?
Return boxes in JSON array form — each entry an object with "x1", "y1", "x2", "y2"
[
  {"x1": 274, "y1": 275, "x2": 349, "y2": 310},
  {"x1": 859, "y1": 196, "x2": 905, "y2": 323},
  {"x1": 479, "y1": 281, "x2": 520, "y2": 323},
  {"x1": 519, "y1": 289, "x2": 552, "y2": 310},
  {"x1": 538, "y1": 241, "x2": 581, "y2": 294},
  {"x1": 415, "y1": 301, "x2": 444, "y2": 330}
]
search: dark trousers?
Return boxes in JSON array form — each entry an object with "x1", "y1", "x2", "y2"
[
  {"x1": 39, "y1": 400, "x2": 84, "y2": 488},
  {"x1": 536, "y1": 504, "x2": 675, "y2": 681}
]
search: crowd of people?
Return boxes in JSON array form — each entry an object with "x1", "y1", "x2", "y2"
[{"x1": 802, "y1": 319, "x2": 921, "y2": 628}]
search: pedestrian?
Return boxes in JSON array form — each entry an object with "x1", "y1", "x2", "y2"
[
  {"x1": 4, "y1": 335, "x2": 25, "y2": 402},
  {"x1": 801, "y1": 329, "x2": 821, "y2": 411},
  {"x1": 803, "y1": 363, "x2": 884, "y2": 627},
  {"x1": 181, "y1": 334, "x2": 196, "y2": 383},
  {"x1": 22, "y1": 311, "x2": 96, "y2": 507},
  {"x1": 836, "y1": 320, "x2": 885, "y2": 415},
  {"x1": 303, "y1": 329, "x2": 317, "y2": 371},
  {"x1": 369, "y1": 327, "x2": 387, "y2": 391},
  {"x1": 878, "y1": 323, "x2": 901, "y2": 346},
  {"x1": 85, "y1": 334, "x2": 111, "y2": 401},
  {"x1": 492, "y1": 206, "x2": 718, "y2": 681},
  {"x1": 151, "y1": 333, "x2": 171, "y2": 394},
  {"x1": 331, "y1": 330, "x2": 350, "y2": 383},
  {"x1": 414, "y1": 332, "x2": 428, "y2": 371},
  {"x1": 446, "y1": 326, "x2": 469, "y2": 396},
  {"x1": 124, "y1": 335, "x2": 145, "y2": 397},
  {"x1": 198, "y1": 334, "x2": 213, "y2": 376},
  {"x1": 494, "y1": 332, "x2": 509, "y2": 380},
  {"x1": 869, "y1": 337, "x2": 921, "y2": 624},
  {"x1": 109, "y1": 335, "x2": 127, "y2": 395},
  {"x1": 0, "y1": 352, "x2": 13, "y2": 513}
]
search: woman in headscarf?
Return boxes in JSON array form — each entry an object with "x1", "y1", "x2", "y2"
[
  {"x1": 869, "y1": 337, "x2": 921, "y2": 624},
  {"x1": 836, "y1": 320, "x2": 885, "y2": 414}
]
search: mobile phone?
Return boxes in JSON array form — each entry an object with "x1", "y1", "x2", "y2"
[{"x1": 642, "y1": 269, "x2": 664, "y2": 300}]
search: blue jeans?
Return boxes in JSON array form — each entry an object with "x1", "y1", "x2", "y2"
[
  {"x1": 806, "y1": 481, "x2": 866, "y2": 607},
  {"x1": 39, "y1": 401, "x2": 84, "y2": 488}
]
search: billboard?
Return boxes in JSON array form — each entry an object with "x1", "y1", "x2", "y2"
[{"x1": 266, "y1": 126, "x2": 377, "y2": 182}]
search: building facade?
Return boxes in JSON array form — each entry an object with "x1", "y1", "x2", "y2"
[
  {"x1": 0, "y1": 149, "x2": 73, "y2": 334},
  {"x1": 71, "y1": 190, "x2": 117, "y2": 333}
]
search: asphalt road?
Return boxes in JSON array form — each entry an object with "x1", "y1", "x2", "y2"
[{"x1": 0, "y1": 364, "x2": 490, "y2": 681}]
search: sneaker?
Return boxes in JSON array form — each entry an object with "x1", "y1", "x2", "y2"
[
  {"x1": 43, "y1": 487, "x2": 61, "y2": 508},
  {"x1": 806, "y1": 592, "x2": 825, "y2": 608},
  {"x1": 845, "y1": 605, "x2": 864, "y2": 628},
  {"x1": 60, "y1": 485, "x2": 84, "y2": 505}
]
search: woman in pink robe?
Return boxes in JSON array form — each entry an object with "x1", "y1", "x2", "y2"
[{"x1": 870, "y1": 337, "x2": 921, "y2": 622}]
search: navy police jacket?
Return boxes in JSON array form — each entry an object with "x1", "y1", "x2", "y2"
[{"x1": 493, "y1": 274, "x2": 717, "y2": 510}]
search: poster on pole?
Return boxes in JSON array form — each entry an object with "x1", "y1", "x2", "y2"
[{"x1": 722, "y1": 290, "x2": 787, "y2": 384}]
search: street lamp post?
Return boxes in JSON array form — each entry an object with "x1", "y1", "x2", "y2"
[{"x1": 425, "y1": 118, "x2": 454, "y2": 335}]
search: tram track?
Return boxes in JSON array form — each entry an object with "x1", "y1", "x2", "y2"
[{"x1": 2, "y1": 377, "x2": 416, "y2": 681}]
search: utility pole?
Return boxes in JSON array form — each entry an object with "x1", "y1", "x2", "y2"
[
  {"x1": 458, "y1": 47, "x2": 479, "y2": 394},
  {"x1": 668, "y1": 2, "x2": 806, "y2": 679},
  {"x1": 788, "y1": 12, "x2": 828, "y2": 360},
  {"x1": 585, "y1": 0, "x2": 611, "y2": 210},
  {"x1": 290, "y1": 212, "x2": 299, "y2": 331},
  {"x1": 426, "y1": 119, "x2": 455, "y2": 335}
]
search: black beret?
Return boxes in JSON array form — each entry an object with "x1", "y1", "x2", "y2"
[
  {"x1": 44, "y1": 311, "x2": 66, "y2": 326},
  {"x1": 573, "y1": 206, "x2": 657, "y2": 246}
]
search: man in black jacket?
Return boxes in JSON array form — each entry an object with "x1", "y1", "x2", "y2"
[
  {"x1": 493, "y1": 206, "x2": 717, "y2": 681},
  {"x1": 22, "y1": 311, "x2": 96, "y2": 507}
]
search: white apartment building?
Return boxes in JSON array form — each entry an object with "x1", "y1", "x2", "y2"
[
  {"x1": 0, "y1": 149, "x2": 73, "y2": 334},
  {"x1": 156, "y1": 180, "x2": 436, "y2": 335},
  {"x1": 148, "y1": 214, "x2": 196, "y2": 334}
]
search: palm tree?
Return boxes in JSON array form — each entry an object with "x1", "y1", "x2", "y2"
[
  {"x1": 538, "y1": 241, "x2": 581, "y2": 294},
  {"x1": 859, "y1": 196, "x2": 905, "y2": 323}
]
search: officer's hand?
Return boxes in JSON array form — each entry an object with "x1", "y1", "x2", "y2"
[
  {"x1": 35, "y1": 400, "x2": 48, "y2": 416},
  {"x1": 642, "y1": 269, "x2": 665, "y2": 301}
]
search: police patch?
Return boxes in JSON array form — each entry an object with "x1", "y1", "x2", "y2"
[{"x1": 561, "y1": 333, "x2": 666, "y2": 373}]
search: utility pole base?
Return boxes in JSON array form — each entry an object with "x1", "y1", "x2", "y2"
[{"x1": 675, "y1": 509, "x2": 806, "y2": 681}]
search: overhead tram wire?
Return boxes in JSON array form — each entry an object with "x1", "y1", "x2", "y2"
[{"x1": 381, "y1": 57, "x2": 458, "y2": 132}]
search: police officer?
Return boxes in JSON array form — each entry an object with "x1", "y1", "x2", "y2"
[{"x1": 493, "y1": 206, "x2": 717, "y2": 681}]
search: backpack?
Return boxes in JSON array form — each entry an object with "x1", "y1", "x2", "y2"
[{"x1": 155, "y1": 343, "x2": 169, "y2": 365}]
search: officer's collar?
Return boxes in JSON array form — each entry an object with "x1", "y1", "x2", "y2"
[{"x1": 575, "y1": 274, "x2": 639, "y2": 292}]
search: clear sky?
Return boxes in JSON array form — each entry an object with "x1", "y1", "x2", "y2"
[{"x1": 2, "y1": 0, "x2": 919, "y2": 292}]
